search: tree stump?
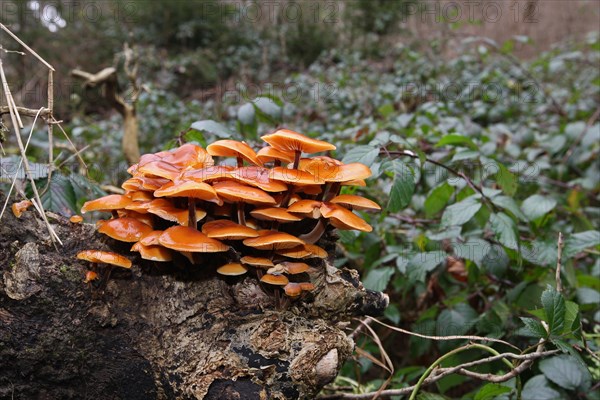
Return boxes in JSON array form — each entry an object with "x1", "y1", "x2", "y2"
[{"x1": 0, "y1": 203, "x2": 388, "y2": 399}]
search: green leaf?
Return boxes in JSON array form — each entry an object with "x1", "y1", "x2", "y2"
[
  {"x1": 491, "y1": 195, "x2": 527, "y2": 221},
  {"x1": 406, "y1": 251, "x2": 446, "y2": 283},
  {"x1": 520, "y1": 317, "x2": 547, "y2": 338},
  {"x1": 564, "y1": 230, "x2": 600, "y2": 257},
  {"x1": 190, "y1": 119, "x2": 233, "y2": 138},
  {"x1": 237, "y1": 103, "x2": 255, "y2": 125},
  {"x1": 489, "y1": 212, "x2": 519, "y2": 250},
  {"x1": 563, "y1": 301, "x2": 580, "y2": 335},
  {"x1": 387, "y1": 160, "x2": 415, "y2": 212},
  {"x1": 342, "y1": 145, "x2": 379, "y2": 167},
  {"x1": 377, "y1": 103, "x2": 395, "y2": 118},
  {"x1": 252, "y1": 96, "x2": 282, "y2": 124},
  {"x1": 541, "y1": 285, "x2": 565, "y2": 336},
  {"x1": 384, "y1": 303, "x2": 401, "y2": 325},
  {"x1": 551, "y1": 338, "x2": 587, "y2": 368},
  {"x1": 441, "y1": 196, "x2": 481, "y2": 227},
  {"x1": 495, "y1": 162, "x2": 518, "y2": 196},
  {"x1": 36, "y1": 173, "x2": 77, "y2": 215},
  {"x1": 424, "y1": 182, "x2": 454, "y2": 217},
  {"x1": 576, "y1": 287, "x2": 600, "y2": 305},
  {"x1": 474, "y1": 383, "x2": 511, "y2": 400},
  {"x1": 362, "y1": 266, "x2": 395, "y2": 292},
  {"x1": 436, "y1": 303, "x2": 478, "y2": 336},
  {"x1": 540, "y1": 355, "x2": 590, "y2": 390},
  {"x1": 521, "y1": 195, "x2": 557, "y2": 222},
  {"x1": 522, "y1": 375, "x2": 561, "y2": 400},
  {"x1": 435, "y1": 134, "x2": 477, "y2": 150}
]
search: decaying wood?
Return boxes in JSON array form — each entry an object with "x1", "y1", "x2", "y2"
[{"x1": 0, "y1": 202, "x2": 388, "y2": 399}]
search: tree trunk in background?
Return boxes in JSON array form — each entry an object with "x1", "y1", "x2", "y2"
[
  {"x1": 122, "y1": 106, "x2": 140, "y2": 164},
  {"x1": 0, "y1": 201, "x2": 388, "y2": 399}
]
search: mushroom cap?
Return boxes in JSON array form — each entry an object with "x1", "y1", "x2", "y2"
[
  {"x1": 240, "y1": 256, "x2": 274, "y2": 268},
  {"x1": 250, "y1": 207, "x2": 302, "y2": 223},
  {"x1": 161, "y1": 143, "x2": 213, "y2": 168},
  {"x1": 261, "y1": 129, "x2": 336, "y2": 154},
  {"x1": 121, "y1": 177, "x2": 144, "y2": 191},
  {"x1": 11, "y1": 200, "x2": 33, "y2": 218},
  {"x1": 342, "y1": 179, "x2": 367, "y2": 187},
  {"x1": 217, "y1": 263, "x2": 248, "y2": 276},
  {"x1": 275, "y1": 245, "x2": 313, "y2": 259},
  {"x1": 260, "y1": 273, "x2": 289, "y2": 286},
  {"x1": 69, "y1": 215, "x2": 83, "y2": 223},
  {"x1": 81, "y1": 194, "x2": 132, "y2": 213},
  {"x1": 230, "y1": 167, "x2": 288, "y2": 192},
  {"x1": 158, "y1": 226, "x2": 229, "y2": 252},
  {"x1": 154, "y1": 180, "x2": 223, "y2": 205},
  {"x1": 299, "y1": 282, "x2": 315, "y2": 291},
  {"x1": 127, "y1": 190, "x2": 154, "y2": 202},
  {"x1": 116, "y1": 210, "x2": 155, "y2": 227},
  {"x1": 140, "y1": 230, "x2": 164, "y2": 246},
  {"x1": 207, "y1": 140, "x2": 263, "y2": 166},
  {"x1": 269, "y1": 167, "x2": 325, "y2": 185},
  {"x1": 84, "y1": 270, "x2": 99, "y2": 283},
  {"x1": 256, "y1": 146, "x2": 295, "y2": 163},
  {"x1": 294, "y1": 184, "x2": 323, "y2": 195},
  {"x1": 320, "y1": 203, "x2": 372, "y2": 232},
  {"x1": 131, "y1": 242, "x2": 173, "y2": 262},
  {"x1": 283, "y1": 282, "x2": 302, "y2": 297},
  {"x1": 303, "y1": 244, "x2": 328, "y2": 259},
  {"x1": 139, "y1": 176, "x2": 171, "y2": 191},
  {"x1": 97, "y1": 217, "x2": 153, "y2": 242},
  {"x1": 181, "y1": 165, "x2": 234, "y2": 183},
  {"x1": 243, "y1": 231, "x2": 304, "y2": 250},
  {"x1": 147, "y1": 204, "x2": 206, "y2": 226},
  {"x1": 276, "y1": 261, "x2": 310, "y2": 274},
  {"x1": 201, "y1": 219, "x2": 259, "y2": 240},
  {"x1": 76, "y1": 250, "x2": 132, "y2": 268},
  {"x1": 288, "y1": 200, "x2": 322, "y2": 219},
  {"x1": 297, "y1": 158, "x2": 371, "y2": 182},
  {"x1": 137, "y1": 160, "x2": 181, "y2": 181},
  {"x1": 212, "y1": 181, "x2": 277, "y2": 206},
  {"x1": 125, "y1": 198, "x2": 172, "y2": 214},
  {"x1": 329, "y1": 194, "x2": 381, "y2": 211}
]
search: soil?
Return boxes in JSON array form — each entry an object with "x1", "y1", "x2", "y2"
[{"x1": 0, "y1": 194, "x2": 388, "y2": 399}]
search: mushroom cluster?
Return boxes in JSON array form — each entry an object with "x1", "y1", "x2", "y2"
[{"x1": 76, "y1": 129, "x2": 380, "y2": 299}]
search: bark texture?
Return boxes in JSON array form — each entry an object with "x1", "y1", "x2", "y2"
[{"x1": 0, "y1": 203, "x2": 387, "y2": 399}]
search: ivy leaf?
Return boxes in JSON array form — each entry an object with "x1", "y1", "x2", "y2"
[
  {"x1": 362, "y1": 266, "x2": 395, "y2": 292},
  {"x1": 342, "y1": 145, "x2": 379, "y2": 167},
  {"x1": 424, "y1": 182, "x2": 454, "y2": 217},
  {"x1": 491, "y1": 195, "x2": 527, "y2": 221},
  {"x1": 190, "y1": 119, "x2": 233, "y2": 139},
  {"x1": 489, "y1": 212, "x2": 519, "y2": 250},
  {"x1": 541, "y1": 285, "x2": 565, "y2": 336},
  {"x1": 521, "y1": 194, "x2": 557, "y2": 221},
  {"x1": 540, "y1": 355, "x2": 590, "y2": 391},
  {"x1": 441, "y1": 196, "x2": 481, "y2": 227},
  {"x1": 496, "y1": 162, "x2": 518, "y2": 196},
  {"x1": 522, "y1": 375, "x2": 561, "y2": 400},
  {"x1": 387, "y1": 160, "x2": 415, "y2": 212},
  {"x1": 474, "y1": 383, "x2": 512, "y2": 400},
  {"x1": 435, "y1": 134, "x2": 477, "y2": 150},
  {"x1": 520, "y1": 317, "x2": 547, "y2": 338}
]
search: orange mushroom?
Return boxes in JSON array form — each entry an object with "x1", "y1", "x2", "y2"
[
  {"x1": 329, "y1": 194, "x2": 381, "y2": 211},
  {"x1": 11, "y1": 200, "x2": 33, "y2": 218},
  {"x1": 69, "y1": 215, "x2": 84, "y2": 223},
  {"x1": 201, "y1": 219, "x2": 259, "y2": 240},
  {"x1": 207, "y1": 140, "x2": 263, "y2": 167},
  {"x1": 97, "y1": 217, "x2": 153, "y2": 242},
  {"x1": 260, "y1": 274, "x2": 289, "y2": 286},
  {"x1": 81, "y1": 194, "x2": 132, "y2": 216},
  {"x1": 131, "y1": 242, "x2": 173, "y2": 262},
  {"x1": 261, "y1": 129, "x2": 336, "y2": 169},
  {"x1": 158, "y1": 226, "x2": 229, "y2": 253},
  {"x1": 250, "y1": 207, "x2": 302, "y2": 223},
  {"x1": 243, "y1": 231, "x2": 304, "y2": 250},
  {"x1": 217, "y1": 263, "x2": 248, "y2": 276},
  {"x1": 240, "y1": 256, "x2": 274, "y2": 269}
]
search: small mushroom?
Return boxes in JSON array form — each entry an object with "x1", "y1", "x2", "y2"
[
  {"x1": 320, "y1": 203, "x2": 372, "y2": 232},
  {"x1": 329, "y1": 194, "x2": 381, "y2": 211},
  {"x1": 97, "y1": 217, "x2": 153, "y2": 242},
  {"x1": 77, "y1": 250, "x2": 132, "y2": 285},
  {"x1": 217, "y1": 263, "x2": 248, "y2": 276},
  {"x1": 240, "y1": 256, "x2": 274, "y2": 269},
  {"x1": 207, "y1": 140, "x2": 263, "y2": 167},
  {"x1": 260, "y1": 274, "x2": 289, "y2": 286},
  {"x1": 283, "y1": 282, "x2": 302, "y2": 297},
  {"x1": 261, "y1": 129, "x2": 336, "y2": 169},
  {"x1": 137, "y1": 160, "x2": 181, "y2": 181},
  {"x1": 201, "y1": 219, "x2": 259, "y2": 240},
  {"x1": 131, "y1": 242, "x2": 173, "y2": 262},
  {"x1": 288, "y1": 200, "x2": 322, "y2": 219},
  {"x1": 230, "y1": 166, "x2": 288, "y2": 192},
  {"x1": 84, "y1": 270, "x2": 99, "y2": 283},
  {"x1": 158, "y1": 226, "x2": 229, "y2": 253},
  {"x1": 11, "y1": 200, "x2": 33, "y2": 218},
  {"x1": 243, "y1": 231, "x2": 304, "y2": 250},
  {"x1": 69, "y1": 215, "x2": 83, "y2": 223},
  {"x1": 250, "y1": 207, "x2": 302, "y2": 223},
  {"x1": 256, "y1": 146, "x2": 295, "y2": 165},
  {"x1": 81, "y1": 194, "x2": 132, "y2": 217}
]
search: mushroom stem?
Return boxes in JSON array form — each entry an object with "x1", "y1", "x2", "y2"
[
  {"x1": 323, "y1": 182, "x2": 341, "y2": 202},
  {"x1": 111, "y1": 210, "x2": 118, "y2": 218},
  {"x1": 292, "y1": 150, "x2": 301, "y2": 170},
  {"x1": 188, "y1": 199, "x2": 197, "y2": 228},
  {"x1": 237, "y1": 155, "x2": 244, "y2": 168},
  {"x1": 299, "y1": 218, "x2": 328, "y2": 244},
  {"x1": 237, "y1": 202, "x2": 246, "y2": 226}
]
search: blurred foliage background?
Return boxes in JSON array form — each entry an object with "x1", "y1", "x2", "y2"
[{"x1": 0, "y1": 1, "x2": 599, "y2": 399}]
